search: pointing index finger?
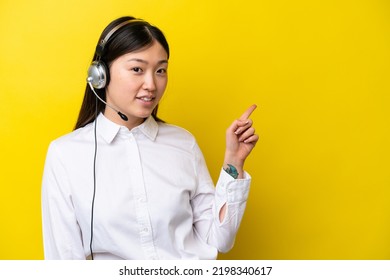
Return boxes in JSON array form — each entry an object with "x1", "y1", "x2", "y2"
[{"x1": 239, "y1": 104, "x2": 257, "y2": 120}]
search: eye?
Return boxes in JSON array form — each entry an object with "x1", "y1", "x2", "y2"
[
  {"x1": 131, "y1": 67, "x2": 143, "y2": 73},
  {"x1": 157, "y1": 68, "x2": 167, "y2": 74}
]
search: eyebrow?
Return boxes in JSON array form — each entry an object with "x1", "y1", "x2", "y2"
[{"x1": 127, "y1": 58, "x2": 168, "y2": 65}]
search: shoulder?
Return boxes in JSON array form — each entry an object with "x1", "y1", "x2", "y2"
[
  {"x1": 157, "y1": 122, "x2": 196, "y2": 143},
  {"x1": 47, "y1": 123, "x2": 94, "y2": 155}
]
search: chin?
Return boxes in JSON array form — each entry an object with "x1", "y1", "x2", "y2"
[
  {"x1": 127, "y1": 107, "x2": 156, "y2": 120},
  {"x1": 139, "y1": 108, "x2": 156, "y2": 117},
  {"x1": 136, "y1": 112, "x2": 153, "y2": 119}
]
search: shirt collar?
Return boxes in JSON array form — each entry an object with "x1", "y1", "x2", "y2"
[{"x1": 96, "y1": 113, "x2": 159, "y2": 144}]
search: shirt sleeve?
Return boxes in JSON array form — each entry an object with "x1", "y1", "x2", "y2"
[
  {"x1": 41, "y1": 142, "x2": 86, "y2": 259},
  {"x1": 190, "y1": 141, "x2": 251, "y2": 253}
]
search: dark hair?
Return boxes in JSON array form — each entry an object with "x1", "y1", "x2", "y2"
[{"x1": 74, "y1": 16, "x2": 170, "y2": 130}]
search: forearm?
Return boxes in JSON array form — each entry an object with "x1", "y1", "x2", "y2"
[
  {"x1": 223, "y1": 161, "x2": 244, "y2": 180},
  {"x1": 209, "y1": 169, "x2": 251, "y2": 252}
]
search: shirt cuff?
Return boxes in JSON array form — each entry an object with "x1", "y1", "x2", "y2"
[{"x1": 215, "y1": 168, "x2": 251, "y2": 203}]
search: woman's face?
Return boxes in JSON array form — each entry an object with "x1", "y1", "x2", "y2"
[{"x1": 105, "y1": 40, "x2": 168, "y2": 128}]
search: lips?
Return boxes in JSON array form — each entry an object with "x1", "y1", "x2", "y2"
[{"x1": 137, "y1": 96, "x2": 155, "y2": 102}]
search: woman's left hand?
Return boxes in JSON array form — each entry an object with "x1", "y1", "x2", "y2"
[{"x1": 224, "y1": 104, "x2": 259, "y2": 176}]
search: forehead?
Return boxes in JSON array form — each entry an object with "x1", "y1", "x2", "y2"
[{"x1": 120, "y1": 41, "x2": 168, "y2": 61}]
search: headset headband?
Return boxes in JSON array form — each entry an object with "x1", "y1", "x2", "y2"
[
  {"x1": 96, "y1": 19, "x2": 145, "y2": 57},
  {"x1": 88, "y1": 18, "x2": 146, "y2": 90}
]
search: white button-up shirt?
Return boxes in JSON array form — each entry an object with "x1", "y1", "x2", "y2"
[{"x1": 41, "y1": 113, "x2": 251, "y2": 259}]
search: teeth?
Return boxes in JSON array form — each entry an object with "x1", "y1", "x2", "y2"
[{"x1": 140, "y1": 97, "x2": 153, "y2": 101}]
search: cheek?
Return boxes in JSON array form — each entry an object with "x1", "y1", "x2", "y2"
[
  {"x1": 157, "y1": 78, "x2": 168, "y2": 92},
  {"x1": 111, "y1": 74, "x2": 140, "y2": 93}
]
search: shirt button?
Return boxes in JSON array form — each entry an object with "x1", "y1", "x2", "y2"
[
  {"x1": 139, "y1": 197, "x2": 146, "y2": 203},
  {"x1": 143, "y1": 228, "x2": 149, "y2": 233}
]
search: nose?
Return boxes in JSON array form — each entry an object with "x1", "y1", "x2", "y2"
[{"x1": 142, "y1": 72, "x2": 157, "y2": 92}]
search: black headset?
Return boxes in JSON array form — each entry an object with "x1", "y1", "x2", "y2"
[
  {"x1": 87, "y1": 19, "x2": 144, "y2": 89},
  {"x1": 88, "y1": 19, "x2": 144, "y2": 260},
  {"x1": 86, "y1": 19, "x2": 146, "y2": 122}
]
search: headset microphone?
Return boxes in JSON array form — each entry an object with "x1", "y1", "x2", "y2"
[{"x1": 87, "y1": 79, "x2": 129, "y2": 121}]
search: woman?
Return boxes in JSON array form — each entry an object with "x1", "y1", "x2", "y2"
[{"x1": 41, "y1": 16, "x2": 258, "y2": 260}]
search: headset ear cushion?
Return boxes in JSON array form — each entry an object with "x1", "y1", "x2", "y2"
[{"x1": 87, "y1": 61, "x2": 110, "y2": 89}]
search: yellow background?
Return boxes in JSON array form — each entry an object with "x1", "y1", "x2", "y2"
[{"x1": 1, "y1": 0, "x2": 389, "y2": 259}]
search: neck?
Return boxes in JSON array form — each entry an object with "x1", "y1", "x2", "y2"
[{"x1": 103, "y1": 110, "x2": 145, "y2": 130}]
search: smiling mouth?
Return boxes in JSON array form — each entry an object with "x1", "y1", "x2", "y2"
[{"x1": 137, "y1": 96, "x2": 155, "y2": 102}]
